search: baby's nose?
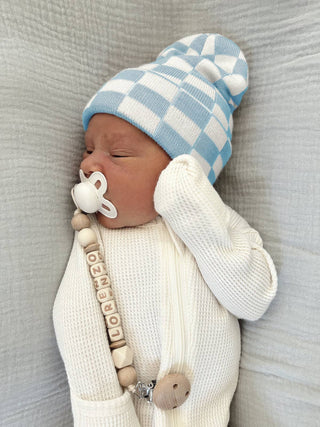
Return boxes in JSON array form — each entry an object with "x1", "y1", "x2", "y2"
[
  {"x1": 80, "y1": 150, "x2": 105, "y2": 176},
  {"x1": 80, "y1": 161, "x2": 102, "y2": 179}
]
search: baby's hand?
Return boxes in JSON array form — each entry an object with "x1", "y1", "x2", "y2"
[{"x1": 154, "y1": 154, "x2": 210, "y2": 219}]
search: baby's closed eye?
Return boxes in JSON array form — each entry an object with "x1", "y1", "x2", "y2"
[{"x1": 111, "y1": 153, "x2": 129, "y2": 158}]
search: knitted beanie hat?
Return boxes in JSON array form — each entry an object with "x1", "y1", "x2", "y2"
[{"x1": 82, "y1": 33, "x2": 248, "y2": 184}]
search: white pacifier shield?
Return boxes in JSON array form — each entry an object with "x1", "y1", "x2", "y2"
[{"x1": 71, "y1": 170, "x2": 118, "y2": 218}]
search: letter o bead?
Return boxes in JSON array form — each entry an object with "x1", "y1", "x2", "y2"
[
  {"x1": 86, "y1": 251, "x2": 103, "y2": 266},
  {"x1": 105, "y1": 313, "x2": 121, "y2": 329}
]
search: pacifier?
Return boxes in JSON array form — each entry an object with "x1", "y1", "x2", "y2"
[{"x1": 71, "y1": 170, "x2": 118, "y2": 218}]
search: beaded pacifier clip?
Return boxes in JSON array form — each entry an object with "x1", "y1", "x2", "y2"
[{"x1": 71, "y1": 209, "x2": 191, "y2": 410}]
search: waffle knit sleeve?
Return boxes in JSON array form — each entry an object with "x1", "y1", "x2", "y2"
[
  {"x1": 154, "y1": 154, "x2": 278, "y2": 321},
  {"x1": 52, "y1": 230, "x2": 140, "y2": 426}
]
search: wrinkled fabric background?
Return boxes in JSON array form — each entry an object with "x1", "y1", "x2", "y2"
[{"x1": 1, "y1": 1, "x2": 319, "y2": 425}]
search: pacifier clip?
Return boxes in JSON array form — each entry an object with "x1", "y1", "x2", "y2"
[{"x1": 71, "y1": 209, "x2": 191, "y2": 410}]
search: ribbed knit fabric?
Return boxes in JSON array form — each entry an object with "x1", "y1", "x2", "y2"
[{"x1": 53, "y1": 154, "x2": 277, "y2": 426}]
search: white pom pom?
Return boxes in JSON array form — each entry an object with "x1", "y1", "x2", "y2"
[{"x1": 77, "y1": 228, "x2": 97, "y2": 247}]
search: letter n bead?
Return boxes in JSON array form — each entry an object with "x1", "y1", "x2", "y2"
[
  {"x1": 94, "y1": 275, "x2": 110, "y2": 290},
  {"x1": 90, "y1": 262, "x2": 107, "y2": 277}
]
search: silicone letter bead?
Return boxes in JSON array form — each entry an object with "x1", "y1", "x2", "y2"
[
  {"x1": 90, "y1": 262, "x2": 107, "y2": 277},
  {"x1": 86, "y1": 251, "x2": 103, "y2": 266},
  {"x1": 108, "y1": 326, "x2": 124, "y2": 342},
  {"x1": 101, "y1": 299, "x2": 117, "y2": 316},
  {"x1": 97, "y1": 288, "x2": 113, "y2": 303},
  {"x1": 112, "y1": 345, "x2": 133, "y2": 369},
  {"x1": 105, "y1": 313, "x2": 121, "y2": 329},
  {"x1": 94, "y1": 275, "x2": 110, "y2": 290},
  {"x1": 78, "y1": 228, "x2": 97, "y2": 247}
]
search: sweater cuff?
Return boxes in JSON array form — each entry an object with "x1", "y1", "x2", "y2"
[{"x1": 70, "y1": 390, "x2": 140, "y2": 426}]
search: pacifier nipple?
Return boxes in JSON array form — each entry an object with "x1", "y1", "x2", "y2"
[{"x1": 71, "y1": 170, "x2": 118, "y2": 219}]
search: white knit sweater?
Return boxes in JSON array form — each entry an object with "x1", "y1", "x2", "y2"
[{"x1": 53, "y1": 155, "x2": 278, "y2": 426}]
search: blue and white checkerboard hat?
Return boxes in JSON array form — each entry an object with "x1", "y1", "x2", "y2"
[{"x1": 83, "y1": 33, "x2": 248, "y2": 184}]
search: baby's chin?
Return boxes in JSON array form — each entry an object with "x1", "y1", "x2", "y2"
[
  {"x1": 95, "y1": 212, "x2": 124, "y2": 229},
  {"x1": 95, "y1": 211, "x2": 158, "y2": 229}
]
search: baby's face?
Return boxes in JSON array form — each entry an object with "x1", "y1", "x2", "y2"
[{"x1": 80, "y1": 113, "x2": 171, "y2": 228}]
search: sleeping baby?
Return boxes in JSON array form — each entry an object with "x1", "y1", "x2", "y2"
[{"x1": 53, "y1": 33, "x2": 278, "y2": 426}]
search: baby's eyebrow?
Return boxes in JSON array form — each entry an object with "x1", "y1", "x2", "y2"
[{"x1": 84, "y1": 132, "x2": 122, "y2": 144}]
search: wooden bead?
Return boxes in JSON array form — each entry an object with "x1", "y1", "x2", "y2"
[
  {"x1": 109, "y1": 339, "x2": 126, "y2": 349},
  {"x1": 108, "y1": 326, "x2": 124, "y2": 342},
  {"x1": 84, "y1": 243, "x2": 100, "y2": 253},
  {"x1": 78, "y1": 228, "x2": 97, "y2": 247},
  {"x1": 101, "y1": 299, "x2": 117, "y2": 316},
  {"x1": 97, "y1": 287, "x2": 113, "y2": 303},
  {"x1": 105, "y1": 312, "x2": 121, "y2": 329},
  {"x1": 71, "y1": 213, "x2": 90, "y2": 231},
  {"x1": 112, "y1": 345, "x2": 133, "y2": 369},
  {"x1": 117, "y1": 366, "x2": 137, "y2": 388},
  {"x1": 90, "y1": 262, "x2": 107, "y2": 277},
  {"x1": 94, "y1": 275, "x2": 110, "y2": 290},
  {"x1": 86, "y1": 250, "x2": 103, "y2": 266},
  {"x1": 152, "y1": 373, "x2": 191, "y2": 410}
]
